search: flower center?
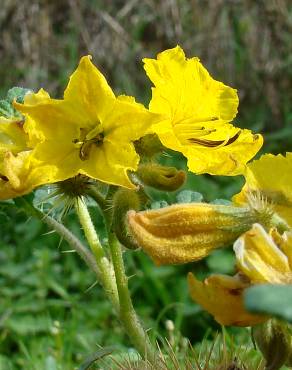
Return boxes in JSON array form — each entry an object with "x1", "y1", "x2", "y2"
[{"x1": 73, "y1": 125, "x2": 104, "y2": 161}]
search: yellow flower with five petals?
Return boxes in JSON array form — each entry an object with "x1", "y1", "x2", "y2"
[
  {"x1": 15, "y1": 56, "x2": 161, "y2": 189},
  {"x1": 143, "y1": 46, "x2": 263, "y2": 176}
]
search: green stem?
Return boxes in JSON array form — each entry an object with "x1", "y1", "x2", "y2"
[
  {"x1": 108, "y1": 232, "x2": 156, "y2": 361},
  {"x1": 74, "y1": 197, "x2": 119, "y2": 311},
  {"x1": 89, "y1": 187, "x2": 156, "y2": 361},
  {"x1": 17, "y1": 195, "x2": 156, "y2": 360}
]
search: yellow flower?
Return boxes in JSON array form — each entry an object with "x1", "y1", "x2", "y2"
[
  {"x1": 0, "y1": 151, "x2": 56, "y2": 200},
  {"x1": 0, "y1": 116, "x2": 27, "y2": 161},
  {"x1": 188, "y1": 273, "x2": 265, "y2": 326},
  {"x1": 234, "y1": 223, "x2": 292, "y2": 284},
  {"x1": 15, "y1": 56, "x2": 161, "y2": 189},
  {"x1": 143, "y1": 46, "x2": 263, "y2": 176},
  {"x1": 0, "y1": 111, "x2": 57, "y2": 200},
  {"x1": 127, "y1": 203, "x2": 257, "y2": 265},
  {"x1": 234, "y1": 152, "x2": 292, "y2": 228},
  {"x1": 188, "y1": 223, "x2": 292, "y2": 326}
]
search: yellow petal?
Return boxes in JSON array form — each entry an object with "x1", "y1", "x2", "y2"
[
  {"x1": 15, "y1": 99, "x2": 80, "y2": 142},
  {"x1": 0, "y1": 116, "x2": 27, "y2": 157},
  {"x1": 0, "y1": 151, "x2": 57, "y2": 200},
  {"x1": 31, "y1": 140, "x2": 80, "y2": 182},
  {"x1": 188, "y1": 272, "x2": 266, "y2": 326},
  {"x1": 13, "y1": 89, "x2": 51, "y2": 146},
  {"x1": 143, "y1": 46, "x2": 263, "y2": 176},
  {"x1": 234, "y1": 223, "x2": 292, "y2": 284},
  {"x1": 234, "y1": 153, "x2": 292, "y2": 227},
  {"x1": 278, "y1": 231, "x2": 292, "y2": 269},
  {"x1": 144, "y1": 46, "x2": 238, "y2": 122},
  {"x1": 81, "y1": 140, "x2": 139, "y2": 189},
  {"x1": 185, "y1": 129, "x2": 263, "y2": 175},
  {"x1": 64, "y1": 55, "x2": 115, "y2": 124},
  {"x1": 23, "y1": 88, "x2": 50, "y2": 104},
  {"x1": 127, "y1": 203, "x2": 247, "y2": 265},
  {"x1": 104, "y1": 95, "x2": 162, "y2": 143}
]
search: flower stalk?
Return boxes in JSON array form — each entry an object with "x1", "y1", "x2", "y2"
[
  {"x1": 107, "y1": 231, "x2": 156, "y2": 361},
  {"x1": 74, "y1": 197, "x2": 119, "y2": 311},
  {"x1": 88, "y1": 186, "x2": 157, "y2": 362}
]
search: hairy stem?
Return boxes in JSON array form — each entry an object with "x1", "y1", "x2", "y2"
[
  {"x1": 108, "y1": 231, "x2": 156, "y2": 361},
  {"x1": 89, "y1": 187, "x2": 156, "y2": 361},
  {"x1": 74, "y1": 197, "x2": 119, "y2": 311}
]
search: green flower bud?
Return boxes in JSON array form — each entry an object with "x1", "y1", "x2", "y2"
[
  {"x1": 253, "y1": 319, "x2": 292, "y2": 370},
  {"x1": 134, "y1": 134, "x2": 164, "y2": 159},
  {"x1": 135, "y1": 163, "x2": 186, "y2": 192},
  {"x1": 112, "y1": 188, "x2": 141, "y2": 250}
]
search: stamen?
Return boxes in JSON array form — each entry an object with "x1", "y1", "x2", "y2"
[
  {"x1": 177, "y1": 128, "x2": 216, "y2": 139},
  {"x1": 0, "y1": 174, "x2": 8, "y2": 181},
  {"x1": 188, "y1": 131, "x2": 241, "y2": 148},
  {"x1": 79, "y1": 133, "x2": 104, "y2": 161},
  {"x1": 16, "y1": 119, "x2": 25, "y2": 128},
  {"x1": 175, "y1": 116, "x2": 219, "y2": 125}
]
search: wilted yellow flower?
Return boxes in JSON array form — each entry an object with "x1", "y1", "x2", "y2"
[
  {"x1": 0, "y1": 116, "x2": 27, "y2": 160},
  {"x1": 0, "y1": 113, "x2": 56, "y2": 200},
  {"x1": 15, "y1": 56, "x2": 161, "y2": 189},
  {"x1": 234, "y1": 223, "x2": 292, "y2": 284},
  {"x1": 234, "y1": 152, "x2": 292, "y2": 228},
  {"x1": 127, "y1": 203, "x2": 257, "y2": 265},
  {"x1": 188, "y1": 273, "x2": 264, "y2": 326},
  {"x1": 143, "y1": 46, "x2": 263, "y2": 176},
  {"x1": 0, "y1": 151, "x2": 56, "y2": 200},
  {"x1": 188, "y1": 223, "x2": 292, "y2": 326}
]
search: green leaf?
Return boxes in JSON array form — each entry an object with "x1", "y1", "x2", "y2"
[
  {"x1": 244, "y1": 284, "x2": 292, "y2": 322},
  {"x1": 5, "y1": 314, "x2": 52, "y2": 335},
  {"x1": 206, "y1": 249, "x2": 235, "y2": 274},
  {"x1": 0, "y1": 211, "x2": 9, "y2": 224},
  {"x1": 150, "y1": 200, "x2": 168, "y2": 209},
  {"x1": 176, "y1": 190, "x2": 203, "y2": 203},
  {"x1": 6, "y1": 87, "x2": 32, "y2": 104},
  {"x1": 78, "y1": 348, "x2": 113, "y2": 370},
  {"x1": 0, "y1": 99, "x2": 14, "y2": 117},
  {"x1": 0, "y1": 355, "x2": 13, "y2": 370},
  {"x1": 47, "y1": 279, "x2": 70, "y2": 300},
  {"x1": 0, "y1": 87, "x2": 32, "y2": 119},
  {"x1": 44, "y1": 356, "x2": 58, "y2": 370}
]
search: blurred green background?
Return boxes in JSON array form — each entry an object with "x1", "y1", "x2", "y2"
[{"x1": 1, "y1": 0, "x2": 292, "y2": 369}]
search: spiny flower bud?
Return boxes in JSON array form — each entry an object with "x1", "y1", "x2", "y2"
[
  {"x1": 135, "y1": 163, "x2": 186, "y2": 192},
  {"x1": 253, "y1": 319, "x2": 292, "y2": 370},
  {"x1": 127, "y1": 203, "x2": 258, "y2": 265},
  {"x1": 47, "y1": 175, "x2": 94, "y2": 218}
]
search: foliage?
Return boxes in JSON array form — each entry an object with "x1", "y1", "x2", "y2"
[{"x1": 245, "y1": 285, "x2": 292, "y2": 323}]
